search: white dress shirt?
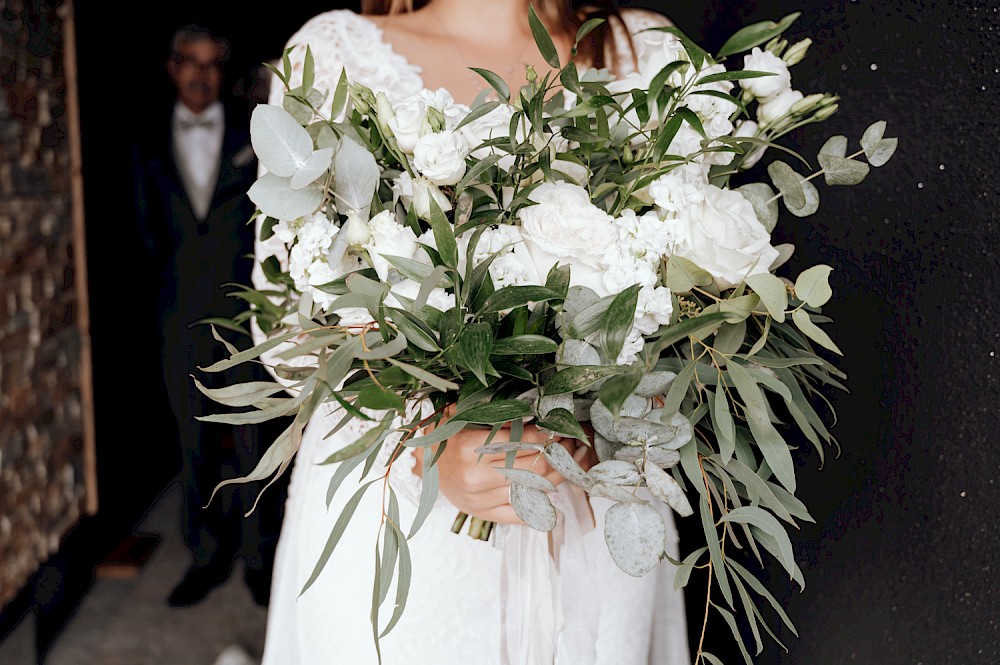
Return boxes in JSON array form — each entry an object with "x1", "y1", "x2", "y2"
[{"x1": 172, "y1": 101, "x2": 224, "y2": 221}]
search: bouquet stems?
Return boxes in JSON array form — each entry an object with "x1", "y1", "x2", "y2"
[{"x1": 451, "y1": 511, "x2": 495, "y2": 541}]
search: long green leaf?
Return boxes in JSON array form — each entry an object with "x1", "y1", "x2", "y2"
[
  {"x1": 320, "y1": 414, "x2": 394, "y2": 464},
  {"x1": 700, "y1": 496, "x2": 733, "y2": 608},
  {"x1": 726, "y1": 361, "x2": 795, "y2": 492},
  {"x1": 528, "y1": 5, "x2": 561, "y2": 68},
  {"x1": 599, "y1": 284, "x2": 641, "y2": 361},
  {"x1": 716, "y1": 12, "x2": 801, "y2": 59}
]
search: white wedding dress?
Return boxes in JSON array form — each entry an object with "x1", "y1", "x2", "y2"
[{"x1": 255, "y1": 9, "x2": 690, "y2": 665}]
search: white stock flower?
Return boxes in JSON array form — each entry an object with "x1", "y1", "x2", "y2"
[
  {"x1": 489, "y1": 251, "x2": 533, "y2": 289},
  {"x1": 616, "y1": 328, "x2": 645, "y2": 366},
  {"x1": 757, "y1": 88, "x2": 804, "y2": 127},
  {"x1": 602, "y1": 247, "x2": 658, "y2": 295},
  {"x1": 393, "y1": 172, "x2": 452, "y2": 219},
  {"x1": 413, "y1": 130, "x2": 469, "y2": 186},
  {"x1": 517, "y1": 182, "x2": 619, "y2": 296},
  {"x1": 670, "y1": 185, "x2": 779, "y2": 289},
  {"x1": 295, "y1": 213, "x2": 338, "y2": 255},
  {"x1": 741, "y1": 47, "x2": 792, "y2": 101},
  {"x1": 387, "y1": 279, "x2": 456, "y2": 312},
  {"x1": 472, "y1": 225, "x2": 522, "y2": 264},
  {"x1": 362, "y1": 210, "x2": 419, "y2": 281},
  {"x1": 614, "y1": 209, "x2": 676, "y2": 263},
  {"x1": 634, "y1": 286, "x2": 674, "y2": 335}
]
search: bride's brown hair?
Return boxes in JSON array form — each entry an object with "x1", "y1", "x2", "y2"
[{"x1": 360, "y1": 0, "x2": 632, "y2": 71}]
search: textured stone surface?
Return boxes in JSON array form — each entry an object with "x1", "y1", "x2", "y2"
[{"x1": 0, "y1": 0, "x2": 86, "y2": 608}]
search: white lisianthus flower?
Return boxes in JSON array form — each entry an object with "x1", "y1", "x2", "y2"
[
  {"x1": 413, "y1": 130, "x2": 469, "y2": 186},
  {"x1": 670, "y1": 185, "x2": 780, "y2": 289},
  {"x1": 472, "y1": 225, "x2": 522, "y2": 264},
  {"x1": 387, "y1": 98, "x2": 427, "y2": 153},
  {"x1": 517, "y1": 182, "x2": 619, "y2": 296},
  {"x1": 458, "y1": 103, "x2": 515, "y2": 158},
  {"x1": 650, "y1": 163, "x2": 710, "y2": 218},
  {"x1": 634, "y1": 285, "x2": 674, "y2": 335},
  {"x1": 341, "y1": 210, "x2": 372, "y2": 247},
  {"x1": 741, "y1": 47, "x2": 792, "y2": 101},
  {"x1": 418, "y1": 88, "x2": 469, "y2": 130},
  {"x1": 616, "y1": 328, "x2": 646, "y2": 366},
  {"x1": 633, "y1": 30, "x2": 690, "y2": 87},
  {"x1": 734, "y1": 120, "x2": 766, "y2": 168},
  {"x1": 393, "y1": 172, "x2": 452, "y2": 219},
  {"x1": 757, "y1": 88, "x2": 804, "y2": 127},
  {"x1": 362, "y1": 210, "x2": 419, "y2": 282}
]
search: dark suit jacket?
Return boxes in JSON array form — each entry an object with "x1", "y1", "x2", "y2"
[{"x1": 132, "y1": 104, "x2": 258, "y2": 369}]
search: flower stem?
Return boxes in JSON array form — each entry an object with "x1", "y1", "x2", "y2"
[{"x1": 451, "y1": 511, "x2": 469, "y2": 534}]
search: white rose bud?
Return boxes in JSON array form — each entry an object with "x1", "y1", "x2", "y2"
[
  {"x1": 412, "y1": 129, "x2": 469, "y2": 186},
  {"x1": 783, "y1": 38, "x2": 812, "y2": 66},
  {"x1": 387, "y1": 98, "x2": 427, "y2": 153},
  {"x1": 341, "y1": 210, "x2": 372, "y2": 247},
  {"x1": 757, "y1": 89, "x2": 804, "y2": 127},
  {"x1": 741, "y1": 47, "x2": 792, "y2": 101},
  {"x1": 410, "y1": 176, "x2": 452, "y2": 219}
]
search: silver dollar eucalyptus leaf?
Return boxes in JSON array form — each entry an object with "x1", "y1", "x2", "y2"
[
  {"x1": 510, "y1": 483, "x2": 557, "y2": 531},
  {"x1": 644, "y1": 460, "x2": 693, "y2": 517},
  {"x1": 614, "y1": 446, "x2": 680, "y2": 469},
  {"x1": 589, "y1": 398, "x2": 618, "y2": 441},
  {"x1": 334, "y1": 135, "x2": 380, "y2": 217},
  {"x1": 594, "y1": 433, "x2": 620, "y2": 463},
  {"x1": 621, "y1": 395, "x2": 652, "y2": 419},
  {"x1": 496, "y1": 467, "x2": 557, "y2": 493},
  {"x1": 248, "y1": 173, "x2": 324, "y2": 221},
  {"x1": 614, "y1": 415, "x2": 692, "y2": 450},
  {"x1": 604, "y1": 501, "x2": 668, "y2": 576},
  {"x1": 557, "y1": 339, "x2": 602, "y2": 367},
  {"x1": 538, "y1": 393, "x2": 574, "y2": 419},
  {"x1": 573, "y1": 397, "x2": 594, "y2": 422},
  {"x1": 587, "y1": 460, "x2": 642, "y2": 486},
  {"x1": 475, "y1": 442, "x2": 544, "y2": 455},
  {"x1": 590, "y1": 482, "x2": 645, "y2": 503},
  {"x1": 543, "y1": 442, "x2": 592, "y2": 488},
  {"x1": 634, "y1": 371, "x2": 677, "y2": 398}
]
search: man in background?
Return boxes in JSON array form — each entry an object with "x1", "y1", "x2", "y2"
[{"x1": 131, "y1": 25, "x2": 284, "y2": 608}]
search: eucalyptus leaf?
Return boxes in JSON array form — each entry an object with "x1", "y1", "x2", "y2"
[
  {"x1": 250, "y1": 104, "x2": 314, "y2": 177},
  {"x1": 614, "y1": 445, "x2": 679, "y2": 468},
  {"x1": 794, "y1": 265, "x2": 833, "y2": 307},
  {"x1": 644, "y1": 460, "x2": 693, "y2": 516},
  {"x1": 785, "y1": 177, "x2": 819, "y2": 217},
  {"x1": 819, "y1": 135, "x2": 848, "y2": 158},
  {"x1": 745, "y1": 272, "x2": 788, "y2": 322},
  {"x1": 714, "y1": 382, "x2": 737, "y2": 464},
  {"x1": 614, "y1": 415, "x2": 692, "y2": 449},
  {"x1": 510, "y1": 483, "x2": 557, "y2": 531},
  {"x1": 721, "y1": 506, "x2": 796, "y2": 573},
  {"x1": 543, "y1": 442, "x2": 592, "y2": 487},
  {"x1": 497, "y1": 468, "x2": 557, "y2": 493},
  {"x1": 335, "y1": 136, "x2": 380, "y2": 215},
  {"x1": 868, "y1": 137, "x2": 898, "y2": 167},
  {"x1": 193, "y1": 379, "x2": 286, "y2": 408},
  {"x1": 605, "y1": 502, "x2": 666, "y2": 577},
  {"x1": 726, "y1": 361, "x2": 796, "y2": 492},
  {"x1": 767, "y1": 161, "x2": 806, "y2": 210},
  {"x1": 791, "y1": 309, "x2": 842, "y2": 354},
  {"x1": 588, "y1": 460, "x2": 642, "y2": 486},
  {"x1": 247, "y1": 173, "x2": 324, "y2": 221},
  {"x1": 665, "y1": 255, "x2": 714, "y2": 293},
  {"x1": 736, "y1": 183, "x2": 780, "y2": 233},
  {"x1": 590, "y1": 481, "x2": 645, "y2": 503},
  {"x1": 860, "y1": 120, "x2": 885, "y2": 155},
  {"x1": 557, "y1": 339, "x2": 602, "y2": 367},
  {"x1": 817, "y1": 153, "x2": 870, "y2": 186}
]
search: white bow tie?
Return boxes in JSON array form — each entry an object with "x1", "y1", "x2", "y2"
[{"x1": 178, "y1": 116, "x2": 218, "y2": 131}]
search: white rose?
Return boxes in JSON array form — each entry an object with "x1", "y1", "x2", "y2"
[
  {"x1": 413, "y1": 130, "x2": 469, "y2": 186},
  {"x1": 387, "y1": 98, "x2": 427, "y2": 153},
  {"x1": 393, "y1": 173, "x2": 452, "y2": 220},
  {"x1": 671, "y1": 185, "x2": 780, "y2": 289},
  {"x1": 741, "y1": 47, "x2": 792, "y2": 101},
  {"x1": 650, "y1": 163, "x2": 710, "y2": 217},
  {"x1": 517, "y1": 182, "x2": 619, "y2": 296},
  {"x1": 418, "y1": 88, "x2": 469, "y2": 130},
  {"x1": 458, "y1": 103, "x2": 515, "y2": 158},
  {"x1": 362, "y1": 210, "x2": 419, "y2": 281},
  {"x1": 667, "y1": 124, "x2": 703, "y2": 159},
  {"x1": 757, "y1": 88, "x2": 804, "y2": 127}
]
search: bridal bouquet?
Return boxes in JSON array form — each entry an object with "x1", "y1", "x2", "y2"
[{"x1": 200, "y1": 9, "x2": 894, "y2": 663}]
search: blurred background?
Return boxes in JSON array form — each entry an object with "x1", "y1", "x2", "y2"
[{"x1": 0, "y1": 0, "x2": 997, "y2": 663}]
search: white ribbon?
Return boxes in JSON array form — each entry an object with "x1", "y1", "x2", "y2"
[{"x1": 496, "y1": 482, "x2": 600, "y2": 665}]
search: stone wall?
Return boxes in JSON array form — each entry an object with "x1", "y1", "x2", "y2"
[{"x1": 0, "y1": 0, "x2": 87, "y2": 608}]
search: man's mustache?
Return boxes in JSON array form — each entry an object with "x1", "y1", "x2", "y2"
[{"x1": 182, "y1": 81, "x2": 214, "y2": 96}]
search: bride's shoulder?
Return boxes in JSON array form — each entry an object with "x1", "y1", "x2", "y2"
[
  {"x1": 284, "y1": 9, "x2": 385, "y2": 51},
  {"x1": 618, "y1": 7, "x2": 673, "y2": 33}
]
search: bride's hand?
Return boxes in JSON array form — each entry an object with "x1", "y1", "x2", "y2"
[{"x1": 414, "y1": 409, "x2": 596, "y2": 525}]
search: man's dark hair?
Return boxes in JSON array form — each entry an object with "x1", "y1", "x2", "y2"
[{"x1": 169, "y1": 24, "x2": 231, "y2": 64}]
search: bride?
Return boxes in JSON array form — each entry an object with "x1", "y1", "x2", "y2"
[{"x1": 253, "y1": 1, "x2": 690, "y2": 663}]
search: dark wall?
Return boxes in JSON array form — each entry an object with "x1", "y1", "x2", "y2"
[{"x1": 74, "y1": 1, "x2": 997, "y2": 663}]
